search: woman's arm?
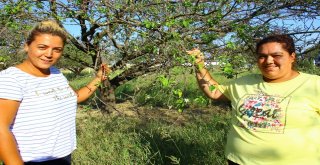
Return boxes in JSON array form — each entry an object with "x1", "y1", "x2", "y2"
[
  {"x1": 75, "y1": 64, "x2": 111, "y2": 103},
  {"x1": 186, "y1": 48, "x2": 229, "y2": 101},
  {"x1": 75, "y1": 77, "x2": 103, "y2": 103},
  {"x1": 0, "y1": 99, "x2": 23, "y2": 165}
]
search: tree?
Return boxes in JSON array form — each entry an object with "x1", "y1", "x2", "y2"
[
  {"x1": 56, "y1": 44, "x2": 93, "y2": 75},
  {"x1": 0, "y1": 1, "x2": 42, "y2": 69},
  {"x1": 2, "y1": 0, "x2": 320, "y2": 112}
]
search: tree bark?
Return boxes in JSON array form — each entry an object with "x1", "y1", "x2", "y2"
[{"x1": 99, "y1": 79, "x2": 116, "y2": 114}]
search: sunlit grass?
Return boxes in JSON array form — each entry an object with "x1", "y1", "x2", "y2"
[{"x1": 72, "y1": 109, "x2": 231, "y2": 164}]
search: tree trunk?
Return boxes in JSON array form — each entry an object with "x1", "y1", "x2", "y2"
[{"x1": 99, "y1": 79, "x2": 116, "y2": 114}]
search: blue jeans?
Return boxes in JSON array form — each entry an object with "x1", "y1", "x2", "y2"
[{"x1": 24, "y1": 155, "x2": 71, "y2": 165}]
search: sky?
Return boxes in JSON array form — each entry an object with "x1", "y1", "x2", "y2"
[{"x1": 63, "y1": 16, "x2": 320, "y2": 37}]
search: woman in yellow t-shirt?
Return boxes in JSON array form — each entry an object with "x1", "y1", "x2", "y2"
[{"x1": 187, "y1": 34, "x2": 320, "y2": 165}]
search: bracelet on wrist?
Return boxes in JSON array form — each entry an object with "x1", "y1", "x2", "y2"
[
  {"x1": 201, "y1": 70, "x2": 208, "y2": 79},
  {"x1": 85, "y1": 86, "x2": 92, "y2": 92}
]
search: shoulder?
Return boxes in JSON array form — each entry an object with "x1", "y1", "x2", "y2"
[
  {"x1": 0, "y1": 67, "x2": 25, "y2": 100},
  {"x1": 0, "y1": 67, "x2": 22, "y2": 83},
  {"x1": 296, "y1": 72, "x2": 320, "y2": 91},
  {"x1": 0, "y1": 67, "x2": 19, "y2": 75},
  {"x1": 299, "y1": 72, "x2": 320, "y2": 81}
]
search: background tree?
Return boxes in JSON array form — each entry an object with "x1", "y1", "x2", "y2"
[
  {"x1": 56, "y1": 44, "x2": 93, "y2": 75},
  {"x1": 1, "y1": 0, "x2": 319, "y2": 112},
  {"x1": 0, "y1": 1, "x2": 42, "y2": 69}
]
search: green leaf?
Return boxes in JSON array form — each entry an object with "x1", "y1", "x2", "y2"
[
  {"x1": 223, "y1": 63, "x2": 233, "y2": 73},
  {"x1": 158, "y1": 75, "x2": 170, "y2": 87},
  {"x1": 175, "y1": 99, "x2": 184, "y2": 104},
  {"x1": 196, "y1": 63, "x2": 205, "y2": 70},
  {"x1": 209, "y1": 85, "x2": 215, "y2": 92},
  {"x1": 182, "y1": 1, "x2": 192, "y2": 7},
  {"x1": 173, "y1": 89, "x2": 183, "y2": 98},
  {"x1": 165, "y1": 19, "x2": 176, "y2": 27},
  {"x1": 226, "y1": 41, "x2": 236, "y2": 49},
  {"x1": 194, "y1": 96, "x2": 207, "y2": 105},
  {"x1": 182, "y1": 20, "x2": 190, "y2": 28},
  {"x1": 107, "y1": 69, "x2": 125, "y2": 80}
]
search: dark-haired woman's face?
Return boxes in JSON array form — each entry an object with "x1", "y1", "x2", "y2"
[
  {"x1": 257, "y1": 42, "x2": 295, "y2": 82},
  {"x1": 24, "y1": 34, "x2": 64, "y2": 71}
]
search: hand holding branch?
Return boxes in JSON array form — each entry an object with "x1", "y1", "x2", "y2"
[
  {"x1": 96, "y1": 64, "x2": 112, "y2": 81},
  {"x1": 186, "y1": 48, "x2": 205, "y2": 70}
]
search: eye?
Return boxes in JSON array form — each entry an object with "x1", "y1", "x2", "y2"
[
  {"x1": 38, "y1": 46, "x2": 46, "y2": 50},
  {"x1": 53, "y1": 48, "x2": 62, "y2": 53},
  {"x1": 258, "y1": 54, "x2": 267, "y2": 59},
  {"x1": 272, "y1": 55, "x2": 282, "y2": 59}
]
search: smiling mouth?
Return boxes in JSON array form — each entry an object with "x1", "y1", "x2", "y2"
[
  {"x1": 263, "y1": 65, "x2": 278, "y2": 71},
  {"x1": 41, "y1": 59, "x2": 52, "y2": 63}
]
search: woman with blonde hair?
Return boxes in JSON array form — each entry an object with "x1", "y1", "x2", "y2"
[{"x1": 0, "y1": 20, "x2": 110, "y2": 165}]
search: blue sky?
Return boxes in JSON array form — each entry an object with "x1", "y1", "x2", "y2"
[
  {"x1": 62, "y1": 11, "x2": 319, "y2": 53},
  {"x1": 64, "y1": 17, "x2": 319, "y2": 37}
]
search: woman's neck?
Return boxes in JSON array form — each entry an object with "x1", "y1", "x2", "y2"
[
  {"x1": 263, "y1": 70, "x2": 299, "y2": 83},
  {"x1": 16, "y1": 60, "x2": 50, "y2": 77}
]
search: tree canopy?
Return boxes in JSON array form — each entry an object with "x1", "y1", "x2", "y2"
[
  {"x1": 1, "y1": 0, "x2": 319, "y2": 111},
  {"x1": 2, "y1": 0, "x2": 319, "y2": 74}
]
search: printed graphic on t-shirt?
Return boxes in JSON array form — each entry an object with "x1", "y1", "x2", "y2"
[
  {"x1": 237, "y1": 92, "x2": 290, "y2": 133},
  {"x1": 34, "y1": 86, "x2": 76, "y2": 101}
]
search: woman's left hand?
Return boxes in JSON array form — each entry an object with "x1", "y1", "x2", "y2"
[{"x1": 96, "y1": 64, "x2": 112, "y2": 81}]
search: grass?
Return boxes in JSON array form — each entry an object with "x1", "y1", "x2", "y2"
[
  {"x1": 72, "y1": 107, "x2": 231, "y2": 165},
  {"x1": 68, "y1": 66, "x2": 234, "y2": 164}
]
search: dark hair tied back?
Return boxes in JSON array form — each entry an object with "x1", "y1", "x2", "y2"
[{"x1": 256, "y1": 34, "x2": 295, "y2": 55}]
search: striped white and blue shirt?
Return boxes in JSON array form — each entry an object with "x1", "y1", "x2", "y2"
[{"x1": 0, "y1": 67, "x2": 77, "y2": 162}]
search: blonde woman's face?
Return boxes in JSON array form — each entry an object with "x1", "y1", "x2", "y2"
[{"x1": 24, "y1": 34, "x2": 64, "y2": 70}]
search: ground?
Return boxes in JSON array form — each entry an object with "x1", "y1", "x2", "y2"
[{"x1": 77, "y1": 100, "x2": 230, "y2": 125}]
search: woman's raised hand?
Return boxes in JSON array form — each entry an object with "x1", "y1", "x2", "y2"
[
  {"x1": 186, "y1": 48, "x2": 205, "y2": 66},
  {"x1": 96, "y1": 64, "x2": 112, "y2": 81}
]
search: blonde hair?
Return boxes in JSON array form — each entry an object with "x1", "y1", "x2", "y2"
[{"x1": 26, "y1": 20, "x2": 67, "y2": 45}]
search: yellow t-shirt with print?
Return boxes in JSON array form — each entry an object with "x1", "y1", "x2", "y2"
[{"x1": 218, "y1": 72, "x2": 320, "y2": 165}]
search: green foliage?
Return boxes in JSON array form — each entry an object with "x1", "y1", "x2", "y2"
[
  {"x1": 218, "y1": 50, "x2": 253, "y2": 79},
  {"x1": 2, "y1": 0, "x2": 317, "y2": 113},
  {"x1": 57, "y1": 44, "x2": 93, "y2": 75},
  {"x1": 222, "y1": 63, "x2": 234, "y2": 78},
  {"x1": 295, "y1": 47, "x2": 320, "y2": 75},
  {"x1": 112, "y1": 67, "x2": 229, "y2": 111},
  {"x1": 180, "y1": 19, "x2": 192, "y2": 28},
  {"x1": 158, "y1": 75, "x2": 170, "y2": 87},
  {"x1": 193, "y1": 96, "x2": 208, "y2": 106},
  {"x1": 142, "y1": 20, "x2": 157, "y2": 29},
  {"x1": 173, "y1": 89, "x2": 186, "y2": 112},
  {"x1": 0, "y1": 56, "x2": 9, "y2": 63},
  {"x1": 296, "y1": 58, "x2": 320, "y2": 75}
]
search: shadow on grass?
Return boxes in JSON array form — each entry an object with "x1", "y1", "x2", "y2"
[
  {"x1": 133, "y1": 114, "x2": 230, "y2": 165},
  {"x1": 74, "y1": 102, "x2": 231, "y2": 165}
]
